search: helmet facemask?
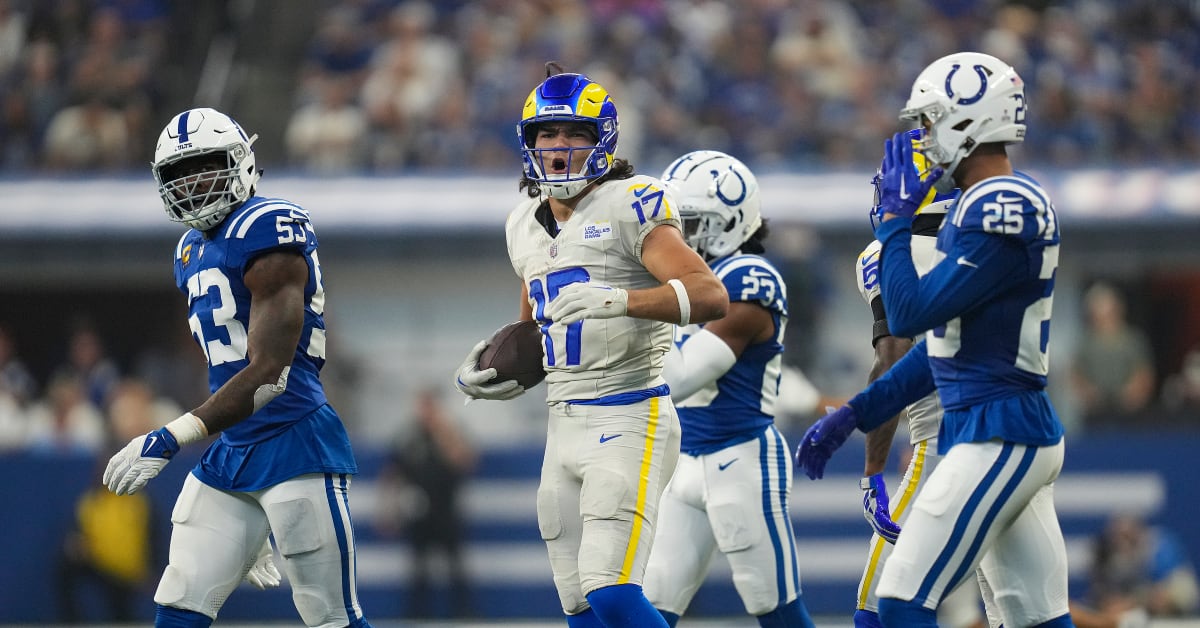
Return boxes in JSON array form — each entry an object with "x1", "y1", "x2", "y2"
[
  {"x1": 517, "y1": 73, "x2": 619, "y2": 200},
  {"x1": 152, "y1": 108, "x2": 260, "y2": 231},
  {"x1": 520, "y1": 120, "x2": 607, "y2": 199},
  {"x1": 156, "y1": 148, "x2": 250, "y2": 229}
]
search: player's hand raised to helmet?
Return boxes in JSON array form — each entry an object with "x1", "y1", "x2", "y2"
[{"x1": 876, "y1": 131, "x2": 941, "y2": 223}]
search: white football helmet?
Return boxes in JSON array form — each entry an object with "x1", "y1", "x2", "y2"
[
  {"x1": 660, "y1": 150, "x2": 761, "y2": 261},
  {"x1": 152, "y1": 108, "x2": 260, "y2": 230},
  {"x1": 901, "y1": 51, "x2": 1026, "y2": 192}
]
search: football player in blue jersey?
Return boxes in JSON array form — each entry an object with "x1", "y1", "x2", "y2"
[
  {"x1": 642, "y1": 150, "x2": 817, "y2": 628},
  {"x1": 852, "y1": 132, "x2": 990, "y2": 628},
  {"x1": 454, "y1": 66, "x2": 728, "y2": 628},
  {"x1": 102, "y1": 107, "x2": 372, "y2": 628},
  {"x1": 796, "y1": 52, "x2": 1073, "y2": 628}
]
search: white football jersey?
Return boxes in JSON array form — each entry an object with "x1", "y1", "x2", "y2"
[
  {"x1": 854, "y1": 200, "x2": 953, "y2": 444},
  {"x1": 506, "y1": 175, "x2": 682, "y2": 403}
]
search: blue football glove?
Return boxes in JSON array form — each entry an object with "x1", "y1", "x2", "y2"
[
  {"x1": 861, "y1": 473, "x2": 902, "y2": 543},
  {"x1": 876, "y1": 131, "x2": 941, "y2": 222},
  {"x1": 795, "y1": 405, "x2": 859, "y2": 480},
  {"x1": 103, "y1": 427, "x2": 180, "y2": 495}
]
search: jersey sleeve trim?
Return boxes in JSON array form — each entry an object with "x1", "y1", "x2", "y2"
[
  {"x1": 950, "y1": 175, "x2": 1051, "y2": 231},
  {"x1": 713, "y1": 255, "x2": 788, "y2": 315},
  {"x1": 222, "y1": 200, "x2": 307, "y2": 240}
]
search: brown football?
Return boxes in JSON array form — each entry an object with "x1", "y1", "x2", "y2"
[{"x1": 477, "y1": 320, "x2": 547, "y2": 389}]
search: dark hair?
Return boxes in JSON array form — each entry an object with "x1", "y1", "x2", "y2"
[
  {"x1": 519, "y1": 158, "x2": 635, "y2": 198},
  {"x1": 740, "y1": 219, "x2": 770, "y2": 255}
]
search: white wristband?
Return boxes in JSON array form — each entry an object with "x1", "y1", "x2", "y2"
[
  {"x1": 667, "y1": 279, "x2": 691, "y2": 326},
  {"x1": 164, "y1": 412, "x2": 209, "y2": 446}
]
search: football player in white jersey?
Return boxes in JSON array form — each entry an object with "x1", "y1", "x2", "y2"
[
  {"x1": 642, "y1": 151, "x2": 817, "y2": 628},
  {"x1": 454, "y1": 65, "x2": 728, "y2": 628},
  {"x1": 797, "y1": 52, "x2": 1073, "y2": 628},
  {"x1": 852, "y1": 131, "x2": 988, "y2": 628},
  {"x1": 103, "y1": 108, "x2": 372, "y2": 628}
]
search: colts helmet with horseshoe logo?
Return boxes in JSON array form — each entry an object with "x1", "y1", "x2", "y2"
[
  {"x1": 660, "y1": 150, "x2": 762, "y2": 262},
  {"x1": 901, "y1": 51, "x2": 1027, "y2": 192}
]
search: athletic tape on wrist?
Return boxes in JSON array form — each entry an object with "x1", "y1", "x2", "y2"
[
  {"x1": 165, "y1": 412, "x2": 209, "y2": 446},
  {"x1": 667, "y1": 279, "x2": 691, "y2": 326}
]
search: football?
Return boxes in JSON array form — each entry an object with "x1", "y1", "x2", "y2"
[{"x1": 477, "y1": 320, "x2": 547, "y2": 389}]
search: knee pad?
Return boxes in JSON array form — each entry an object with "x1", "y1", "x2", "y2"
[
  {"x1": 879, "y1": 598, "x2": 938, "y2": 628},
  {"x1": 292, "y1": 586, "x2": 333, "y2": 627},
  {"x1": 536, "y1": 484, "x2": 563, "y2": 541}
]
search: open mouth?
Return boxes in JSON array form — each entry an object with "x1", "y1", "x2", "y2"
[{"x1": 550, "y1": 157, "x2": 568, "y2": 173}]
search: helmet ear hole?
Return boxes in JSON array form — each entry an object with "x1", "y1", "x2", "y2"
[{"x1": 723, "y1": 212, "x2": 740, "y2": 233}]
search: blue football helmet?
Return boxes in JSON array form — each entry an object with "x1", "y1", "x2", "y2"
[
  {"x1": 517, "y1": 73, "x2": 619, "y2": 199},
  {"x1": 869, "y1": 129, "x2": 958, "y2": 228}
]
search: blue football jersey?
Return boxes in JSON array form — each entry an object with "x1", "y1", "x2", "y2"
[
  {"x1": 868, "y1": 172, "x2": 1064, "y2": 450},
  {"x1": 673, "y1": 254, "x2": 788, "y2": 455},
  {"x1": 173, "y1": 196, "x2": 356, "y2": 490}
]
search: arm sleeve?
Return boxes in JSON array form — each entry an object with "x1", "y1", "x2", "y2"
[
  {"x1": 848, "y1": 339, "x2": 936, "y2": 431},
  {"x1": 662, "y1": 329, "x2": 737, "y2": 401},
  {"x1": 875, "y1": 218, "x2": 1030, "y2": 338}
]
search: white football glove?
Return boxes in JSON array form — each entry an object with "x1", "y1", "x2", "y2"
[
  {"x1": 244, "y1": 538, "x2": 282, "y2": 589},
  {"x1": 454, "y1": 339, "x2": 525, "y2": 401},
  {"x1": 545, "y1": 284, "x2": 628, "y2": 325},
  {"x1": 103, "y1": 427, "x2": 180, "y2": 496}
]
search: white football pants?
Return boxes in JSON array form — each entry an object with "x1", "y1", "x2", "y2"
[
  {"x1": 875, "y1": 439, "x2": 1070, "y2": 627},
  {"x1": 644, "y1": 424, "x2": 803, "y2": 617},
  {"x1": 537, "y1": 395, "x2": 681, "y2": 614},
  {"x1": 154, "y1": 472, "x2": 366, "y2": 627}
]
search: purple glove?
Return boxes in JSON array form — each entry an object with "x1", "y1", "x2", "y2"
[
  {"x1": 861, "y1": 473, "x2": 902, "y2": 543},
  {"x1": 876, "y1": 131, "x2": 941, "y2": 222},
  {"x1": 795, "y1": 405, "x2": 858, "y2": 480}
]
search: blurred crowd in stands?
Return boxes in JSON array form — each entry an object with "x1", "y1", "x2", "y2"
[{"x1": 0, "y1": 0, "x2": 1198, "y2": 176}]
